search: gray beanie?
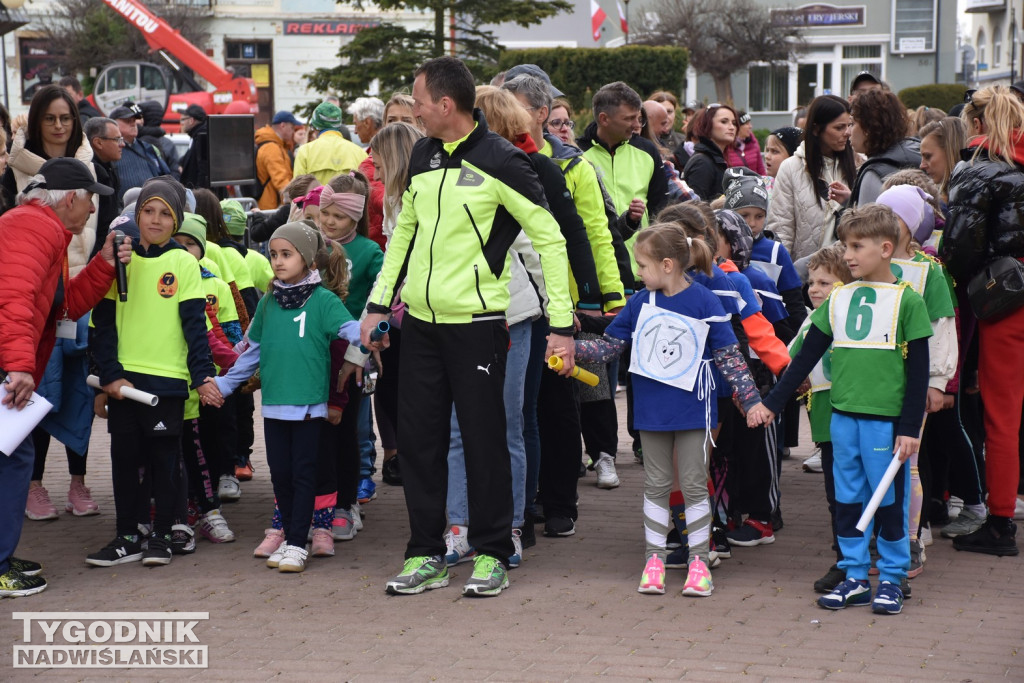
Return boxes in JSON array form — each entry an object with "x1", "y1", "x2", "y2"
[
  {"x1": 724, "y1": 175, "x2": 769, "y2": 214},
  {"x1": 270, "y1": 221, "x2": 324, "y2": 269}
]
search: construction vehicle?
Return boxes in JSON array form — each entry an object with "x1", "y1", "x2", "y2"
[{"x1": 88, "y1": 0, "x2": 258, "y2": 129}]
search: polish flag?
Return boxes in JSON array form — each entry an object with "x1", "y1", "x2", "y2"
[
  {"x1": 617, "y1": 0, "x2": 628, "y2": 33},
  {"x1": 591, "y1": 0, "x2": 607, "y2": 42}
]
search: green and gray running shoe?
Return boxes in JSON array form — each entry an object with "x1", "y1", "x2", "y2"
[
  {"x1": 462, "y1": 554, "x2": 509, "y2": 597},
  {"x1": 0, "y1": 568, "x2": 47, "y2": 598},
  {"x1": 385, "y1": 555, "x2": 449, "y2": 595}
]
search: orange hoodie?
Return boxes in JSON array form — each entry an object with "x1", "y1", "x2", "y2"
[{"x1": 718, "y1": 259, "x2": 790, "y2": 376}]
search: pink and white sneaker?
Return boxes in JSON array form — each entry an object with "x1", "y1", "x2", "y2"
[
  {"x1": 638, "y1": 554, "x2": 666, "y2": 594},
  {"x1": 26, "y1": 486, "x2": 59, "y2": 521},
  {"x1": 682, "y1": 556, "x2": 714, "y2": 597},
  {"x1": 253, "y1": 528, "x2": 285, "y2": 558},
  {"x1": 311, "y1": 528, "x2": 335, "y2": 557},
  {"x1": 66, "y1": 481, "x2": 100, "y2": 516}
]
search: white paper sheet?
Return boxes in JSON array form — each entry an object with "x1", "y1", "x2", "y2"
[{"x1": 0, "y1": 384, "x2": 53, "y2": 457}]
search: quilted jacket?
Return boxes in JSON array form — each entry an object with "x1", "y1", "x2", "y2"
[
  {"x1": 942, "y1": 138, "x2": 1024, "y2": 283},
  {"x1": 0, "y1": 203, "x2": 115, "y2": 384}
]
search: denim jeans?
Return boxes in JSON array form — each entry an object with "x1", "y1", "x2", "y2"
[
  {"x1": 357, "y1": 395, "x2": 376, "y2": 478},
  {"x1": 0, "y1": 435, "x2": 35, "y2": 574},
  {"x1": 447, "y1": 319, "x2": 531, "y2": 528}
]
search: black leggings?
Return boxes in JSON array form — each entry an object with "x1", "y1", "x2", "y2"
[
  {"x1": 315, "y1": 379, "x2": 361, "y2": 510},
  {"x1": 31, "y1": 428, "x2": 86, "y2": 480},
  {"x1": 374, "y1": 326, "x2": 402, "y2": 454},
  {"x1": 264, "y1": 418, "x2": 322, "y2": 548},
  {"x1": 181, "y1": 418, "x2": 219, "y2": 514}
]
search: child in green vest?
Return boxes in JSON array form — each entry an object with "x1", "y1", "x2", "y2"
[{"x1": 215, "y1": 222, "x2": 362, "y2": 573}]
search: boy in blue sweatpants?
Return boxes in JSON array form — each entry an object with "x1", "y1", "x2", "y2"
[{"x1": 748, "y1": 204, "x2": 932, "y2": 615}]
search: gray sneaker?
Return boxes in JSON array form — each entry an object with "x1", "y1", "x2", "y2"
[
  {"x1": 385, "y1": 555, "x2": 449, "y2": 595},
  {"x1": 462, "y1": 554, "x2": 509, "y2": 597},
  {"x1": 940, "y1": 507, "x2": 985, "y2": 538}
]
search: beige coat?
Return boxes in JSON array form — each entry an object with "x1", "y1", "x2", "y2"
[{"x1": 8, "y1": 128, "x2": 98, "y2": 276}]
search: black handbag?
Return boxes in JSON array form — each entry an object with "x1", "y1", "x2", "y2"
[{"x1": 967, "y1": 256, "x2": 1024, "y2": 320}]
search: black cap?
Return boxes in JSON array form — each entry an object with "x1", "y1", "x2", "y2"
[
  {"x1": 109, "y1": 103, "x2": 143, "y2": 120},
  {"x1": 36, "y1": 158, "x2": 114, "y2": 196},
  {"x1": 850, "y1": 71, "x2": 881, "y2": 93},
  {"x1": 505, "y1": 64, "x2": 565, "y2": 98},
  {"x1": 182, "y1": 104, "x2": 207, "y2": 121}
]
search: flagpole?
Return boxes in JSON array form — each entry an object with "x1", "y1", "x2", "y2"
[{"x1": 624, "y1": 0, "x2": 630, "y2": 44}]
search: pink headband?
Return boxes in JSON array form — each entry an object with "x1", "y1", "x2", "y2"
[
  {"x1": 319, "y1": 184, "x2": 366, "y2": 222},
  {"x1": 295, "y1": 186, "x2": 325, "y2": 210}
]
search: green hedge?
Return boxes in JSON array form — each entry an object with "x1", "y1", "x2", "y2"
[
  {"x1": 898, "y1": 84, "x2": 967, "y2": 112},
  {"x1": 496, "y1": 46, "x2": 689, "y2": 116}
]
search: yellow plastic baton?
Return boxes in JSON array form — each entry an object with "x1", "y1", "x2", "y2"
[{"x1": 547, "y1": 355, "x2": 600, "y2": 387}]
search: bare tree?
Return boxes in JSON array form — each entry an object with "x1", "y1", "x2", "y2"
[
  {"x1": 635, "y1": 0, "x2": 803, "y2": 104},
  {"x1": 41, "y1": 0, "x2": 210, "y2": 82}
]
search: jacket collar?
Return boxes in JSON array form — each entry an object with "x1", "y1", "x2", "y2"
[{"x1": 543, "y1": 132, "x2": 583, "y2": 161}]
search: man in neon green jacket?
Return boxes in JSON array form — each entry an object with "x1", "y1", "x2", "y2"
[{"x1": 361, "y1": 57, "x2": 577, "y2": 599}]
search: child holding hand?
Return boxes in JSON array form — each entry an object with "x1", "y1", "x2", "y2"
[
  {"x1": 214, "y1": 222, "x2": 363, "y2": 573},
  {"x1": 568, "y1": 223, "x2": 764, "y2": 597},
  {"x1": 748, "y1": 204, "x2": 932, "y2": 615}
]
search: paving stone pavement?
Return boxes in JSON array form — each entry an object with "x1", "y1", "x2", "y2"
[{"x1": 2, "y1": 393, "x2": 1022, "y2": 681}]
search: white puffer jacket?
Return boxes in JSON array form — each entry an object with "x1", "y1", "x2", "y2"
[
  {"x1": 9, "y1": 128, "x2": 98, "y2": 276},
  {"x1": 765, "y1": 142, "x2": 849, "y2": 262}
]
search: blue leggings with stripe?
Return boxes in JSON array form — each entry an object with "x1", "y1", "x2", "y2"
[{"x1": 830, "y1": 412, "x2": 910, "y2": 584}]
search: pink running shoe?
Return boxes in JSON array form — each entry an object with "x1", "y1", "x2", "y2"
[
  {"x1": 682, "y1": 556, "x2": 714, "y2": 597},
  {"x1": 638, "y1": 554, "x2": 666, "y2": 594},
  {"x1": 253, "y1": 528, "x2": 285, "y2": 558},
  {"x1": 311, "y1": 528, "x2": 335, "y2": 557},
  {"x1": 26, "y1": 486, "x2": 59, "y2": 521},
  {"x1": 66, "y1": 481, "x2": 100, "y2": 516}
]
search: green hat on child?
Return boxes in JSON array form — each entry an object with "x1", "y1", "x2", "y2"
[
  {"x1": 220, "y1": 199, "x2": 247, "y2": 237},
  {"x1": 175, "y1": 212, "x2": 208, "y2": 257},
  {"x1": 309, "y1": 101, "x2": 344, "y2": 132}
]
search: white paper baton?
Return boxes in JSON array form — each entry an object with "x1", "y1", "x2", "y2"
[
  {"x1": 855, "y1": 449, "x2": 902, "y2": 532},
  {"x1": 87, "y1": 375, "x2": 159, "y2": 406}
]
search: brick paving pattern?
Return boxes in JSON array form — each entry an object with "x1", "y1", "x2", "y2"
[{"x1": 1, "y1": 393, "x2": 1022, "y2": 681}]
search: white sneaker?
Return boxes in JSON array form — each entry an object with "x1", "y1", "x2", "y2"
[
  {"x1": 351, "y1": 502, "x2": 364, "y2": 531},
  {"x1": 277, "y1": 544, "x2": 308, "y2": 572},
  {"x1": 509, "y1": 528, "x2": 523, "y2": 569},
  {"x1": 444, "y1": 525, "x2": 475, "y2": 566},
  {"x1": 802, "y1": 449, "x2": 823, "y2": 473},
  {"x1": 331, "y1": 507, "x2": 358, "y2": 541},
  {"x1": 920, "y1": 523, "x2": 933, "y2": 547},
  {"x1": 594, "y1": 453, "x2": 620, "y2": 489},
  {"x1": 266, "y1": 545, "x2": 287, "y2": 568},
  {"x1": 218, "y1": 475, "x2": 241, "y2": 502},
  {"x1": 197, "y1": 509, "x2": 236, "y2": 543},
  {"x1": 947, "y1": 495, "x2": 964, "y2": 520}
]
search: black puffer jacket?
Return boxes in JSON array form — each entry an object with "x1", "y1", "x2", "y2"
[
  {"x1": 682, "y1": 137, "x2": 727, "y2": 201},
  {"x1": 942, "y1": 144, "x2": 1024, "y2": 282}
]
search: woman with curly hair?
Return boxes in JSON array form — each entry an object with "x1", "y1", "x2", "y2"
[{"x1": 848, "y1": 88, "x2": 921, "y2": 206}]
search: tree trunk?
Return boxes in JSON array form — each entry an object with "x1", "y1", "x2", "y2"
[
  {"x1": 433, "y1": 1, "x2": 446, "y2": 57},
  {"x1": 712, "y1": 73, "x2": 734, "y2": 106}
]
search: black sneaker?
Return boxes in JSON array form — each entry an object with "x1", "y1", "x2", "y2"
[
  {"x1": 171, "y1": 525, "x2": 196, "y2": 555},
  {"x1": 900, "y1": 576, "x2": 912, "y2": 598},
  {"x1": 0, "y1": 568, "x2": 47, "y2": 597},
  {"x1": 9, "y1": 557, "x2": 42, "y2": 577},
  {"x1": 142, "y1": 534, "x2": 173, "y2": 566},
  {"x1": 952, "y1": 516, "x2": 1018, "y2": 556},
  {"x1": 86, "y1": 536, "x2": 143, "y2": 567},
  {"x1": 711, "y1": 527, "x2": 732, "y2": 559},
  {"x1": 519, "y1": 520, "x2": 536, "y2": 549},
  {"x1": 381, "y1": 456, "x2": 403, "y2": 486},
  {"x1": 813, "y1": 564, "x2": 846, "y2": 594},
  {"x1": 544, "y1": 516, "x2": 575, "y2": 537}
]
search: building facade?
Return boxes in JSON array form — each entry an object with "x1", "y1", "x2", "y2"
[{"x1": 963, "y1": 0, "x2": 1023, "y2": 87}]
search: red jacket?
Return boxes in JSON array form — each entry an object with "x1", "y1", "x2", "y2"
[
  {"x1": 0, "y1": 203, "x2": 115, "y2": 384},
  {"x1": 359, "y1": 151, "x2": 387, "y2": 251},
  {"x1": 725, "y1": 135, "x2": 767, "y2": 176}
]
